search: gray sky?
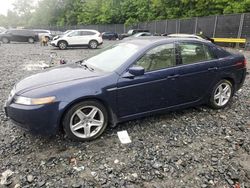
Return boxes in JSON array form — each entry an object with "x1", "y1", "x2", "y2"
[{"x1": 0, "y1": 0, "x2": 15, "y2": 15}]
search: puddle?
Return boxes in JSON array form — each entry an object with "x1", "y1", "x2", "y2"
[{"x1": 23, "y1": 60, "x2": 50, "y2": 71}]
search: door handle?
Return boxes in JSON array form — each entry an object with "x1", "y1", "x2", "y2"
[
  {"x1": 208, "y1": 67, "x2": 218, "y2": 71},
  {"x1": 167, "y1": 74, "x2": 180, "y2": 79}
]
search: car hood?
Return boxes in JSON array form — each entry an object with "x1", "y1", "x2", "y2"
[{"x1": 15, "y1": 63, "x2": 104, "y2": 95}]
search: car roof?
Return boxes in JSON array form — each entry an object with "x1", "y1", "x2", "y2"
[
  {"x1": 70, "y1": 29, "x2": 99, "y2": 32},
  {"x1": 120, "y1": 36, "x2": 212, "y2": 48},
  {"x1": 33, "y1": 29, "x2": 50, "y2": 32},
  {"x1": 129, "y1": 29, "x2": 149, "y2": 31},
  {"x1": 136, "y1": 32, "x2": 151, "y2": 34},
  {"x1": 168, "y1": 34, "x2": 202, "y2": 38},
  {"x1": 8, "y1": 29, "x2": 35, "y2": 32}
]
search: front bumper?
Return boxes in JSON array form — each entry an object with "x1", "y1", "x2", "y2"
[
  {"x1": 50, "y1": 42, "x2": 57, "y2": 47},
  {"x1": 4, "y1": 101, "x2": 62, "y2": 135}
]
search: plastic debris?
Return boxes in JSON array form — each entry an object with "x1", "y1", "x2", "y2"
[
  {"x1": 73, "y1": 166, "x2": 85, "y2": 172},
  {"x1": 0, "y1": 169, "x2": 14, "y2": 185},
  {"x1": 117, "y1": 130, "x2": 132, "y2": 144}
]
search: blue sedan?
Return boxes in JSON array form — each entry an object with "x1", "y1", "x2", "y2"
[{"x1": 4, "y1": 37, "x2": 247, "y2": 141}]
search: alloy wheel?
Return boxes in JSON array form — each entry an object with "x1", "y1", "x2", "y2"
[
  {"x1": 59, "y1": 42, "x2": 67, "y2": 50},
  {"x1": 69, "y1": 106, "x2": 104, "y2": 139},
  {"x1": 213, "y1": 82, "x2": 232, "y2": 107},
  {"x1": 89, "y1": 41, "x2": 98, "y2": 49}
]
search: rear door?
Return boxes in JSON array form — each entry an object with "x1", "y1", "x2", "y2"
[
  {"x1": 67, "y1": 31, "x2": 96, "y2": 45},
  {"x1": 21, "y1": 30, "x2": 33, "y2": 42},
  {"x1": 80, "y1": 31, "x2": 96, "y2": 44},
  {"x1": 10, "y1": 30, "x2": 22, "y2": 42},
  {"x1": 173, "y1": 42, "x2": 219, "y2": 105},
  {"x1": 13, "y1": 30, "x2": 31, "y2": 42}
]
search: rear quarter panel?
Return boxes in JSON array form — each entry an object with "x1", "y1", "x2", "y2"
[{"x1": 217, "y1": 53, "x2": 246, "y2": 92}]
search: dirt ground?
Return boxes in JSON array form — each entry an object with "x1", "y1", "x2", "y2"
[{"x1": 0, "y1": 41, "x2": 249, "y2": 188}]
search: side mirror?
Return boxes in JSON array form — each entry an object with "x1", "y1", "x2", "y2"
[
  {"x1": 123, "y1": 66, "x2": 145, "y2": 78},
  {"x1": 129, "y1": 66, "x2": 145, "y2": 76}
]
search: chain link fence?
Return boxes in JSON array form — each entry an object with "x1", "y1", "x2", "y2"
[{"x1": 33, "y1": 13, "x2": 250, "y2": 39}]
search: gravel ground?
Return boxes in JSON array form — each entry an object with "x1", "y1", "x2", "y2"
[{"x1": 0, "y1": 42, "x2": 249, "y2": 188}]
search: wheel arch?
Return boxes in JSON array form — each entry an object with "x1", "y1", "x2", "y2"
[
  {"x1": 58, "y1": 96, "x2": 117, "y2": 132},
  {"x1": 89, "y1": 39, "x2": 98, "y2": 45},
  {"x1": 58, "y1": 40, "x2": 68, "y2": 46},
  {"x1": 2, "y1": 37, "x2": 10, "y2": 43},
  {"x1": 220, "y1": 76, "x2": 236, "y2": 94},
  {"x1": 28, "y1": 37, "x2": 35, "y2": 43}
]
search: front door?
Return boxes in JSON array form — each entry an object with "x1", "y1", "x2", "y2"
[
  {"x1": 67, "y1": 31, "x2": 83, "y2": 45},
  {"x1": 117, "y1": 43, "x2": 178, "y2": 118}
]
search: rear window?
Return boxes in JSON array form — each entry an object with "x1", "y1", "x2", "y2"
[
  {"x1": 11, "y1": 30, "x2": 35, "y2": 35},
  {"x1": 212, "y1": 46, "x2": 231, "y2": 58},
  {"x1": 82, "y1": 31, "x2": 96, "y2": 35},
  {"x1": 179, "y1": 43, "x2": 215, "y2": 65}
]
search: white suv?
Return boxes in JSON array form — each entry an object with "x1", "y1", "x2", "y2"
[{"x1": 51, "y1": 29, "x2": 103, "y2": 50}]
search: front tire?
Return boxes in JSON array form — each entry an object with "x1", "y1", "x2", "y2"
[
  {"x1": 2, "y1": 37, "x2": 9, "y2": 43},
  {"x1": 58, "y1": 41, "x2": 68, "y2": 50},
  {"x1": 63, "y1": 100, "x2": 108, "y2": 141},
  {"x1": 209, "y1": 79, "x2": 233, "y2": 109},
  {"x1": 89, "y1": 40, "x2": 98, "y2": 49}
]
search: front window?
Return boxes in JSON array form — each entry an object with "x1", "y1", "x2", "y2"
[
  {"x1": 86, "y1": 43, "x2": 140, "y2": 72},
  {"x1": 68, "y1": 31, "x2": 81, "y2": 37},
  {"x1": 135, "y1": 43, "x2": 176, "y2": 72}
]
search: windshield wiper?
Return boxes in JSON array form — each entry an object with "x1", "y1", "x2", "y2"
[
  {"x1": 75, "y1": 59, "x2": 95, "y2": 71},
  {"x1": 82, "y1": 64, "x2": 94, "y2": 71}
]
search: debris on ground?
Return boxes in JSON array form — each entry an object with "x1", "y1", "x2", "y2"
[
  {"x1": 0, "y1": 169, "x2": 14, "y2": 185},
  {"x1": 117, "y1": 130, "x2": 132, "y2": 144}
]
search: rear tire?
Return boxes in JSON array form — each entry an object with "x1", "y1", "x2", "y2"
[
  {"x1": 62, "y1": 100, "x2": 108, "y2": 142},
  {"x1": 28, "y1": 37, "x2": 35, "y2": 43},
  {"x1": 2, "y1": 37, "x2": 9, "y2": 43},
  {"x1": 58, "y1": 41, "x2": 67, "y2": 50},
  {"x1": 89, "y1": 40, "x2": 98, "y2": 49},
  {"x1": 209, "y1": 79, "x2": 233, "y2": 109}
]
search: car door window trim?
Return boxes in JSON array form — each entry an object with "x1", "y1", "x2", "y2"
[{"x1": 127, "y1": 42, "x2": 178, "y2": 74}]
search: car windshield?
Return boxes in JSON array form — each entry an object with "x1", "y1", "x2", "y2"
[
  {"x1": 85, "y1": 43, "x2": 140, "y2": 72},
  {"x1": 133, "y1": 32, "x2": 150, "y2": 37},
  {"x1": 64, "y1": 30, "x2": 71, "y2": 34},
  {"x1": 133, "y1": 33, "x2": 142, "y2": 37}
]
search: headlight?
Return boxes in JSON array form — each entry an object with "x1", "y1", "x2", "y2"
[
  {"x1": 14, "y1": 96, "x2": 56, "y2": 105},
  {"x1": 8, "y1": 89, "x2": 15, "y2": 100},
  {"x1": 53, "y1": 36, "x2": 59, "y2": 40}
]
